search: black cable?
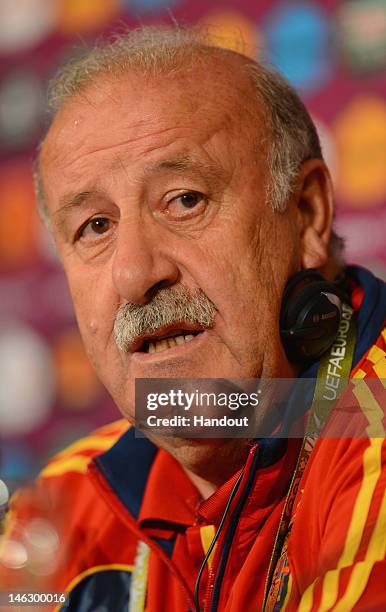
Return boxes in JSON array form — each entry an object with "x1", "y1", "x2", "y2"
[{"x1": 193, "y1": 468, "x2": 245, "y2": 612}]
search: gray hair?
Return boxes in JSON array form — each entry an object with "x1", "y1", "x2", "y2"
[
  {"x1": 35, "y1": 25, "x2": 343, "y2": 255},
  {"x1": 114, "y1": 284, "x2": 216, "y2": 352}
]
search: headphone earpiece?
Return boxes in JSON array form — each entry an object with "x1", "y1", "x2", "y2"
[{"x1": 280, "y1": 269, "x2": 345, "y2": 363}]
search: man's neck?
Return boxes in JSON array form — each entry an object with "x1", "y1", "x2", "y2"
[
  {"x1": 183, "y1": 468, "x2": 218, "y2": 499},
  {"x1": 180, "y1": 439, "x2": 251, "y2": 500}
]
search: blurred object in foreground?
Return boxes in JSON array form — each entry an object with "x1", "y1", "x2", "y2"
[{"x1": 0, "y1": 322, "x2": 54, "y2": 437}]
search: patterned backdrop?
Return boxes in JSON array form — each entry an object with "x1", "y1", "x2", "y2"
[{"x1": 0, "y1": 0, "x2": 385, "y2": 490}]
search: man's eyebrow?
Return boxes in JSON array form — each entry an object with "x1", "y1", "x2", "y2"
[
  {"x1": 144, "y1": 154, "x2": 226, "y2": 183},
  {"x1": 54, "y1": 190, "x2": 101, "y2": 218}
]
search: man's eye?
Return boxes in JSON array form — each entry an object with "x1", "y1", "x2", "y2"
[
  {"x1": 178, "y1": 192, "x2": 203, "y2": 208},
  {"x1": 77, "y1": 217, "x2": 111, "y2": 240},
  {"x1": 166, "y1": 191, "x2": 206, "y2": 218}
]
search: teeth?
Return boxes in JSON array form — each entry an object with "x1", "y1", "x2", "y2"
[
  {"x1": 145, "y1": 334, "x2": 196, "y2": 353},
  {"x1": 155, "y1": 339, "x2": 168, "y2": 352}
]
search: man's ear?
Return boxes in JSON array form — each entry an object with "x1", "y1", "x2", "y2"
[{"x1": 294, "y1": 159, "x2": 334, "y2": 270}]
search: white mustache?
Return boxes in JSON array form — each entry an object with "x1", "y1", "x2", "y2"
[{"x1": 114, "y1": 285, "x2": 216, "y2": 352}]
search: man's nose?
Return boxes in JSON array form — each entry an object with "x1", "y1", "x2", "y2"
[{"x1": 112, "y1": 221, "x2": 179, "y2": 304}]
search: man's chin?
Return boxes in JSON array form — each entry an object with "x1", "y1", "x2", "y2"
[
  {"x1": 147, "y1": 434, "x2": 230, "y2": 449},
  {"x1": 160, "y1": 436, "x2": 252, "y2": 494}
]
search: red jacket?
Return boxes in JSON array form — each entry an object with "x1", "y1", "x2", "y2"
[{"x1": 1, "y1": 266, "x2": 386, "y2": 611}]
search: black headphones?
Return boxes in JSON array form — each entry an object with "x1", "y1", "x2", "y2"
[{"x1": 280, "y1": 269, "x2": 348, "y2": 363}]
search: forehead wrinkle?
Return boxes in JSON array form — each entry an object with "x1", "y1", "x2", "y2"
[
  {"x1": 43, "y1": 122, "x2": 187, "y2": 178},
  {"x1": 141, "y1": 153, "x2": 228, "y2": 186}
]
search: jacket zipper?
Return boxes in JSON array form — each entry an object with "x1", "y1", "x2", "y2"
[{"x1": 203, "y1": 445, "x2": 260, "y2": 612}]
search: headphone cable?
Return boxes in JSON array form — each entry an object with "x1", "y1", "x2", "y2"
[{"x1": 193, "y1": 468, "x2": 245, "y2": 612}]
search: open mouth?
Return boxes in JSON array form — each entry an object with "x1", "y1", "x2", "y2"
[{"x1": 136, "y1": 328, "x2": 203, "y2": 354}]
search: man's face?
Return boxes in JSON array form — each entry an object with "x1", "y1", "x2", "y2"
[{"x1": 40, "y1": 61, "x2": 300, "y2": 423}]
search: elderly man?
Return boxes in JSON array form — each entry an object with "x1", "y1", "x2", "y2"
[{"x1": 1, "y1": 26, "x2": 386, "y2": 612}]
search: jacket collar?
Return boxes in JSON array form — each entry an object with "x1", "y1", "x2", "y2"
[{"x1": 94, "y1": 428, "x2": 156, "y2": 520}]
